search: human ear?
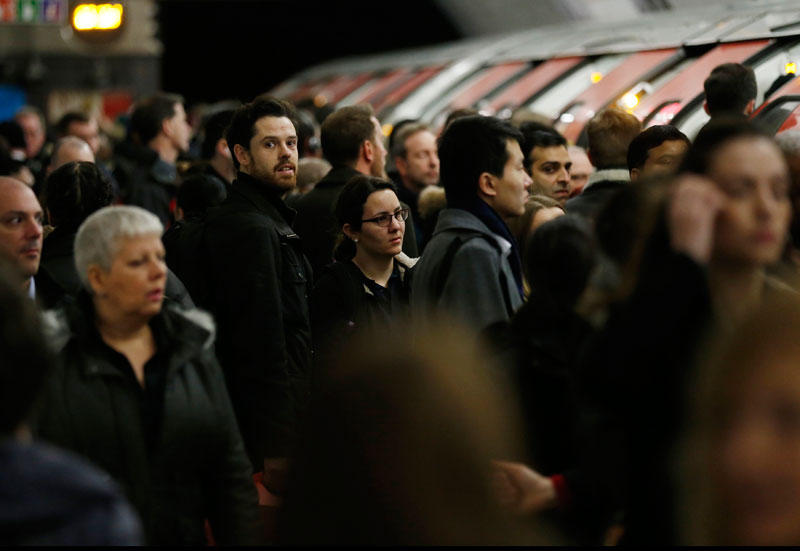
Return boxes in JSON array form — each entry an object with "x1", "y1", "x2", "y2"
[
  {"x1": 233, "y1": 144, "x2": 250, "y2": 168},
  {"x1": 630, "y1": 168, "x2": 641, "y2": 182},
  {"x1": 362, "y1": 140, "x2": 374, "y2": 164},
  {"x1": 342, "y1": 223, "x2": 359, "y2": 242},
  {"x1": 218, "y1": 138, "x2": 232, "y2": 159},
  {"x1": 477, "y1": 172, "x2": 497, "y2": 198},
  {"x1": 87, "y1": 264, "x2": 107, "y2": 297}
]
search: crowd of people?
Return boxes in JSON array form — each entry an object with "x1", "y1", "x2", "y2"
[{"x1": 1, "y1": 60, "x2": 800, "y2": 545}]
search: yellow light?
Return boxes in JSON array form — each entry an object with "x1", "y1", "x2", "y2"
[
  {"x1": 313, "y1": 94, "x2": 328, "y2": 108},
  {"x1": 786, "y1": 62, "x2": 797, "y2": 75},
  {"x1": 590, "y1": 72, "x2": 603, "y2": 83},
  {"x1": 382, "y1": 124, "x2": 393, "y2": 137},
  {"x1": 621, "y1": 93, "x2": 639, "y2": 110},
  {"x1": 72, "y1": 4, "x2": 123, "y2": 31},
  {"x1": 97, "y1": 4, "x2": 123, "y2": 30},
  {"x1": 73, "y1": 4, "x2": 98, "y2": 30}
]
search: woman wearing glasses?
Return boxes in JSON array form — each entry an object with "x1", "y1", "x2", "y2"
[{"x1": 311, "y1": 175, "x2": 416, "y2": 368}]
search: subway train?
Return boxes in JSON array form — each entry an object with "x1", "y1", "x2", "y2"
[{"x1": 268, "y1": 0, "x2": 800, "y2": 141}]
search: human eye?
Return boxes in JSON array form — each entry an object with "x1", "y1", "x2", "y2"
[
  {"x1": 287, "y1": 138, "x2": 298, "y2": 148},
  {"x1": 264, "y1": 141, "x2": 275, "y2": 149},
  {"x1": 377, "y1": 214, "x2": 392, "y2": 225}
]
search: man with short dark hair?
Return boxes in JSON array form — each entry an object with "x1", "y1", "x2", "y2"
[
  {"x1": 411, "y1": 115, "x2": 532, "y2": 329},
  {"x1": 202, "y1": 97, "x2": 312, "y2": 491},
  {"x1": 703, "y1": 62, "x2": 757, "y2": 119},
  {"x1": 55, "y1": 112, "x2": 100, "y2": 155},
  {"x1": 113, "y1": 93, "x2": 191, "y2": 225},
  {"x1": 627, "y1": 125, "x2": 690, "y2": 182},
  {"x1": 199, "y1": 108, "x2": 236, "y2": 187},
  {"x1": 391, "y1": 122, "x2": 439, "y2": 250},
  {"x1": 566, "y1": 108, "x2": 642, "y2": 220},
  {"x1": 519, "y1": 124, "x2": 572, "y2": 205},
  {"x1": 293, "y1": 104, "x2": 417, "y2": 276}
]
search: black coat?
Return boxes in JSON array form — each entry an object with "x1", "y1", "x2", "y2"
[
  {"x1": 565, "y1": 172, "x2": 630, "y2": 221},
  {"x1": 293, "y1": 165, "x2": 418, "y2": 278},
  {"x1": 202, "y1": 172, "x2": 313, "y2": 463},
  {"x1": 113, "y1": 141, "x2": 178, "y2": 226},
  {"x1": 34, "y1": 295, "x2": 261, "y2": 545},
  {"x1": 38, "y1": 225, "x2": 194, "y2": 310}
]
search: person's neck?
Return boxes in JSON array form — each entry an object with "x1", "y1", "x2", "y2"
[
  {"x1": 352, "y1": 158, "x2": 370, "y2": 176},
  {"x1": 352, "y1": 249, "x2": 395, "y2": 287},
  {"x1": 93, "y1": 298, "x2": 152, "y2": 342},
  {"x1": 148, "y1": 136, "x2": 179, "y2": 165},
  {"x1": 708, "y1": 260, "x2": 764, "y2": 328},
  {"x1": 210, "y1": 155, "x2": 235, "y2": 184},
  {"x1": 402, "y1": 177, "x2": 422, "y2": 196},
  {"x1": 21, "y1": 277, "x2": 31, "y2": 293}
]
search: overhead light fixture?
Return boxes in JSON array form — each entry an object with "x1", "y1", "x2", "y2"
[
  {"x1": 590, "y1": 72, "x2": 603, "y2": 84},
  {"x1": 72, "y1": 3, "x2": 123, "y2": 31}
]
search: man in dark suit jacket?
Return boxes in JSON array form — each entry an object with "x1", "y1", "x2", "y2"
[
  {"x1": 202, "y1": 98, "x2": 312, "y2": 490},
  {"x1": 565, "y1": 108, "x2": 642, "y2": 221},
  {"x1": 293, "y1": 104, "x2": 417, "y2": 278}
]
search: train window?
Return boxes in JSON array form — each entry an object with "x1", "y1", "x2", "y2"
[
  {"x1": 524, "y1": 54, "x2": 629, "y2": 119},
  {"x1": 643, "y1": 101, "x2": 683, "y2": 127},
  {"x1": 554, "y1": 102, "x2": 587, "y2": 135},
  {"x1": 756, "y1": 96, "x2": 800, "y2": 134},
  {"x1": 751, "y1": 40, "x2": 800, "y2": 107},
  {"x1": 616, "y1": 57, "x2": 694, "y2": 114},
  {"x1": 675, "y1": 104, "x2": 710, "y2": 140}
]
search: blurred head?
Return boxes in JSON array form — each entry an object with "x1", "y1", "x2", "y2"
[
  {"x1": 0, "y1": 257, "x2": 53, "y2": 436},
  {"x1": 55, "y1": 112, "x2": 100, "y2": 154},
  {"x1": 129, "y1": 93, "x2": 191, "y2": 153},
  {"x1": 627, "y1": 125, "x2": 690, "y2": 182},
  {"x1": 227, "y1": 97, "x2": 298, "y2": 191},
  {"x1": 775, "y1": 130, "x2": 800, "y2": 249},
  {"x1": 294, "y1": 108, "x2": 321, "y2": 158},
  {"x1": 525, "y1": 215, "x2": 596, "y2": 307},
  {"x1": 279, "y1": 318, "x2": 535, "y2": 545},
  {"x1": 75, "y1": 206, "x2": 166, "y2": 319},
  {"x1": 175, "y1": 173, "x2": 227, "y2": 220},
  {"x1": 586, "y1": 108, "x2": 642, "y2": 170},
  {"x1": 568, "y1": 145, "x2": 593, "y2": 196},
  {"x1": 43, "y1": 161, "x2": 112, "y2": 231},
  {"x1": 200, "y1": 108, "x2": 234, "y2": 161},
  {"x1": 438, "y1": 115, "x2": 531, "y2": 218},
  {"x1": 335, "y1": 175, "x2": 404, "y2": 261},
  {"x1": 295, "y1": 157, "x2": 331, "y2": 195},
  {"x1": 443, "y1": 107, "x2": 479, "y2": 132},
  {"x1": 507, "y1": 194, "x2": 565, "y2": 256},
  {"x1": 681, "y1": 118, "x2": 791, "y2": 268},
  {"x1": 14, "y1": 106, "x2": 46, "y2": 159},
  {"x1": 685, "y1": 297, "x2": 800, "y2": 545},
  {"x1": 392, "y1": 123, "x2": 440, "y2": 194},
  {"x1": 0, "y1": 178, "x2": 43, "y2": 283},
  {"x1": 703, "y1": 63, "x2": 757, "y2": 118},
  {"x1": 321, "y1": 104, "x2": 387, "y2": 179},
  {"x1": 0, "y1": 120, "x2": 29, "y2": 161},
  {"x1": 48, "y1": 136, "x2": 95, "y2": 173},
  {"x1": 519, "y1": 125, "x2": 571, "y2": 205}
]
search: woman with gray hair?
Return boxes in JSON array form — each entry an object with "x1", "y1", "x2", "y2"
[{"x1": 35, "y1": 205, "x2": 261, "y2": 545}]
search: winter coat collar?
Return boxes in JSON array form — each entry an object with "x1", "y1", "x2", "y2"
[
  {"x1": 231, "y1": 172, "x2": 297, "y2": 226},
  {"x1": 583, "y1": 168, "x2": 630, "y2": 191},
  {"x1": 433, "y1": 208, "x2": 513, "y2": 254}
]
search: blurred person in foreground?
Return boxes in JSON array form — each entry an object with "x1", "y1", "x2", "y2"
[
  {"x1": 774, "y1": 130, "x2": 800, "y2": 287},
  {"x1": 278, "y1": 318, "x2": 550, "y2": 545},
  {"x1": 34, "y1": 205, "x2": 261, "y2": 545},
  {"x1": 0, "y1": 257, "x2": 143, "y2": 545},
  {"x1": 411, "y1": 115, "x2": 532, "y2": 331},
  {"x1": 311, "y1": 175, "x2": 416, "y2": 368},
  {"x1": 506, "y1": 194, "x2": 565, "y2": 293},
  {"x1": 681, "y1": 297, "x2": 800, "y2": 545}
]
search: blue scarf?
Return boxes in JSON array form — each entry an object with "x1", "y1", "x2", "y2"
[{"x1": 450, "y1": 198, "x2": 525, "y2": 299}]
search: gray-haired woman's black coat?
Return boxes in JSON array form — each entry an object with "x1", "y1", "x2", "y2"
[{"x1": 34, "y1": 294, "x2": 261, "y2": 545}]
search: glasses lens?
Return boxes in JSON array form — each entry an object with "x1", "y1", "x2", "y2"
[{"x1": 378, "y1": 214, "x2": 392, "y2": 227}]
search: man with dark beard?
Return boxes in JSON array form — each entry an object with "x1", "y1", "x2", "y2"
[
  {"x1": 293, "y1": 104, "x2": 417, "y2": 278},
  {"x1": 202, "y1": 98, "x2": 312, "y2": 496}
]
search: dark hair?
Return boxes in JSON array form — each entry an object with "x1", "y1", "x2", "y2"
[
  {"x1": 295, "y1": 108, "x2": 320, "y2": 158},
  {"x1": 55, "y1": 112, "x2": 91, "y2": 138},
  {"x1": 679, "y1": 117, "x2": 772, "y2": 176},
  {"x1": 525, "y1": 215, "x2": 596, "y2": 307},
  {"x1": 437, "y1": 115, "x2": 523, "y2": 206},
  {"x1": 200, "y1": 109, "x2": 234, "y2": 160},
  {"x1": 519, "y1": 124, "x2": 567, "y2": 172},
  {"x1": 390, "y1": 122, "x2": 431, "y2": 160},
  {"x1": 176, "y1": 173, "x2": 227, "y2": 218},
  {"x1": 703, "y1": 63, "x2": 757, "y2": 117},
  {"x1": 333, "y1": 174, "x2": 397, "y2": 261},
  {"x1": 0, "y1": 120, "x2": 27, "y2": 151},
  {"x1": 387, "y1": 118, "x2": 419, "y2": 156},
  {"x1": 129, "y1": 93, "x2": 184, "y2": 145},
  {"x1": 443, "y1": 108, "x2": 479, "y2": 131},
  {"x1": 507, "y1": 194, "x2": 564, "y2": 256},
  {"x1": 627, "y1": 125, "x2": 690, "y2": 172},
  {"x1": 226, "y1": 97, "x2": 297, "y2": 169},
  {"x1": 0, "y1": 257, "x2": 54, "y2": 435},
  {"x1": 320, "y1": 104, "x2": 376, "y2": 167},
  {"x1": 42, "y1": 161, "x2": 113, "y2": 230},
  {"x1": 586, "y1": 108, "x2": 642, "y2": 169}
]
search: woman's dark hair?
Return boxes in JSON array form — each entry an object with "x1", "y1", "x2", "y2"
[
  {"x1": 333, "y1": 174, "x2": 397, "y2": 261},
  {"x1": 525, "y1": 215, "x2": 596, "y2": 307},
  {"x1": 42, "y1": 161, "x2": 113, "y2": 230},
  {"x1": 679, "y1": 117, "x2": 772, "y2": 176}
]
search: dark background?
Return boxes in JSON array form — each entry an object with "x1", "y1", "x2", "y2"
[{"x1": 157, "y1": 0, "x2": 463, "y2": 105}]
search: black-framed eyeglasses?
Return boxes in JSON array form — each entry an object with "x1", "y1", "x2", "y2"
[{"x1": 361, "y1": 208, "x2": 409, "y2": 227}]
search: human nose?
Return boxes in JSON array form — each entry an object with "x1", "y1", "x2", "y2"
[
  {"x1": 150, "y1": 257, "x2": 167, "y2": 280},
  {"x1": 25, "y1": 217, "x2": 42, "y2": 239}
]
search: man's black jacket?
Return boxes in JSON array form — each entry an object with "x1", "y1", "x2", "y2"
[
  {"x1": 293, "y1": 165, "x2": 418, "y2": 278},
  {"x1": 202, "y1": 172, "x2": 313, "y2": 465}
]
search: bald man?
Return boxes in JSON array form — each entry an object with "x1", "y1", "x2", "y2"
[
  {"x1": 48, "y1": 137, "x2": 95, "y2": 175},
  {"x1": 0, "y1": 178, "x2": 44, "y2": 299}
]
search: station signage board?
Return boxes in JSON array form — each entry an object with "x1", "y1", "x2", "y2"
[{"x1": 0, "y1": 0, "x2": 65, "y2": 24}]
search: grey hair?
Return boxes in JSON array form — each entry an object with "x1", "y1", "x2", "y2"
[
  {"x1": 775, "y1": 130, "x2": 800, "y2": 157},
  {"x1": 74, "y1": 205, "x2": 163, "y2": 290},
  {"x1": 390, "y1": 122, "x2": 431, "y2": 160}
]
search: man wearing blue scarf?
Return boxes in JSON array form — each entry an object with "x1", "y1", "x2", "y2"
[{"x1": 411, "y1": 115, "x2": 531, "y2": 330}]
